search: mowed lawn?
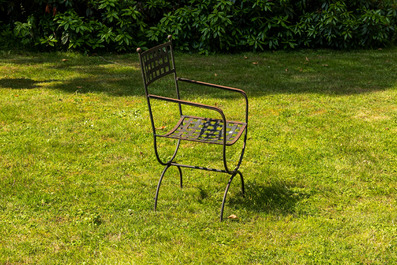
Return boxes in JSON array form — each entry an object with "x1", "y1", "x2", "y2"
[{"x1": 0, "y1": 47, "x2": 396, "y2": 264}]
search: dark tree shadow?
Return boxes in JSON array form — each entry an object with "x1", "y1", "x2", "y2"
[
  {"x1": 52, "y1": 76, "x2": 143, "y2": 96},
  {"x1": 0, "y1": 78, "x2": 43, "y2": 89},
  {"x1": 228, "y1": 179, "x2": 312, "y2": 215},
  {"x1": 1, "y1": 49, "x2": 396, "y2": 97},
  {"x1": 175, "y1": 51, "x2": 397, "y2": 97},
  {"x1": 48, "y1": 59, "x2": 144, "y2": 97}
]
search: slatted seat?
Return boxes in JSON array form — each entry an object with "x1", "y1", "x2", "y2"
[
  {"x1": 162, "y1": 116, "x2": 246, "y2": 146},
  {"x1": 137, "y1": 35, "x2": 248, "y2": 221}
]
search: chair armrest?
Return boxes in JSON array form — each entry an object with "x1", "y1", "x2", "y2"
[
  {"x1": 148, "y1": 94, "x2": 226, "y2": 121},
  {"x1": 177, "y1": 77, "x2": 248, "y2": 123},
  {"x1": 177, "y1": 77, "x2": 247, "y2": 97},
  {"x1": 148, "y1": 94, "x2": 229, "y2": 146}
]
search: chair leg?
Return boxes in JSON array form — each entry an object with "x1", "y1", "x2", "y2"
[
  {"x1": 154, "y1": 164, "x2": 171, "y2": 211},
  {"x1": 220, "y1": 171, "x2": 245, "y2": 221},
  {"x1": 238, "y1": 171, "x2": 245, "y2": 195},
  {"x1": 154, "y1": 164, "x2": 183, "y2": 211},
  {"x1": 177, "y1": 165, "x2": 183, "y2": 188}
]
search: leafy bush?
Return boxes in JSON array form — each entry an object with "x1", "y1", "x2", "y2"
[
  {"x1": 295, "y1": 1, "x2": 397, "y2": 48},
  {"x1": 0, "y1": 0, "x2": 396, "y2": 52}
]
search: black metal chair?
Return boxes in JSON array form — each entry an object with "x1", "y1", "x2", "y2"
[{"x1": 137, "y1": 35, "x2": 248, "y2": 221}]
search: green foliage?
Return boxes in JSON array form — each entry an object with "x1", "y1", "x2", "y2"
[
  {"x1": 0, "y1": 0, "x2": 396, "y2": 52},
  {"x1": 296, "y1": 1, "x2": 397, "y2": 48}
]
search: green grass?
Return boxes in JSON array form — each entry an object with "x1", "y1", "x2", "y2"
[{"x1": 0, "y1": 47, "x2": 396, "y2": 264}]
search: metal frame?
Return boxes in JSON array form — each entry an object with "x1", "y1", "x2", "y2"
[{"x1": 137, "y1": 35, "x2": 248, "y2": 221}]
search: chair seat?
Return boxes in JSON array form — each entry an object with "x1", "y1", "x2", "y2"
[{"x1": 159, "y1": 115, "x2": 246, "y2": 146}]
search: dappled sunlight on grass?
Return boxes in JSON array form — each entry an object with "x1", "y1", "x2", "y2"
[{"x1": 0, "y1": 49, "x2": 396, "y2": 264}]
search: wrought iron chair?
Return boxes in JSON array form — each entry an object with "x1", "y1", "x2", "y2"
[{"x1": 137, "y1": 35, "x2": 248, "y2": 221}]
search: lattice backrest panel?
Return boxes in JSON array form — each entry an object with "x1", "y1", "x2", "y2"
[{"x1": 141, "y1": 42, "x2": 174, "y2": 86}]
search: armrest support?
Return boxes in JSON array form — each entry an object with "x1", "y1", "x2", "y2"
[
  {"x1": 177, "y1": 77, "x2": 248, "y2": 123},
  {"x1": 148, "y1": 94, "x2": 225, "y2": 117},
  {"x1": 148, "y1": 93, "x2": 229, "y2": 147},
  {"x1": 177, "y1": 77, "x2": 245, "y2": 95}
]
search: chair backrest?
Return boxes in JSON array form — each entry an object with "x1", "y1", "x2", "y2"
[
  {"x1": 137, "y1": 36, "x2": 177, "y2": 96},
  {"x1": 137, "y1": 36, "x2": 183, "y2": 129}
]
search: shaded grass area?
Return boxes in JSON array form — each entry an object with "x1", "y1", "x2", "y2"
[{"x1": 0, "y1": 48, "x2": 396, "y2": 264}]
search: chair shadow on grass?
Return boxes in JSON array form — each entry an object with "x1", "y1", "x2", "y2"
[{"x1": 228, "y1": 179, "x2": 312, "y2": 216}]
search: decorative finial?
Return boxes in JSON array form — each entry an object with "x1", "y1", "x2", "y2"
[
  {"x1": 136, "y1": 47, "x2": 142, "y2": 53},
  {"x1": 167, "y1": 35, "x2": 172, "y2": 40}
]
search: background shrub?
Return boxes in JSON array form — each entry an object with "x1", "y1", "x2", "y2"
[{"x1": 0, "y1": 0, "x2": 396, "y2": 53}]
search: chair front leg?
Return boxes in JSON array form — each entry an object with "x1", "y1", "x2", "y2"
[
  {"x1": 220, "y1": 170, "x2": 245, "y2": 221},
  {"x1": 154, "y1": 164, "x2": 171, "y2": 211},
  {"x1": 154, "y1": 164, "x2": 183, "y2": 211}
]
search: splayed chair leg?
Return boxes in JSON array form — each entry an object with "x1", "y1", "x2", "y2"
[
  {"x1": 220, "y1": 171, "x2": 245, "y2": 221},
  {"x1": 238, "y1": 171, "x2": 245, "y2": 195},
  {"x1": 154, "y1": 165, "x2": 183, "y2": 211},
  {"x1": 154, "y1": 164, "x2": 171, "y2": 211},
  {"x1": 177, "y1": 165, "x2": 183, "y2": 188}
]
